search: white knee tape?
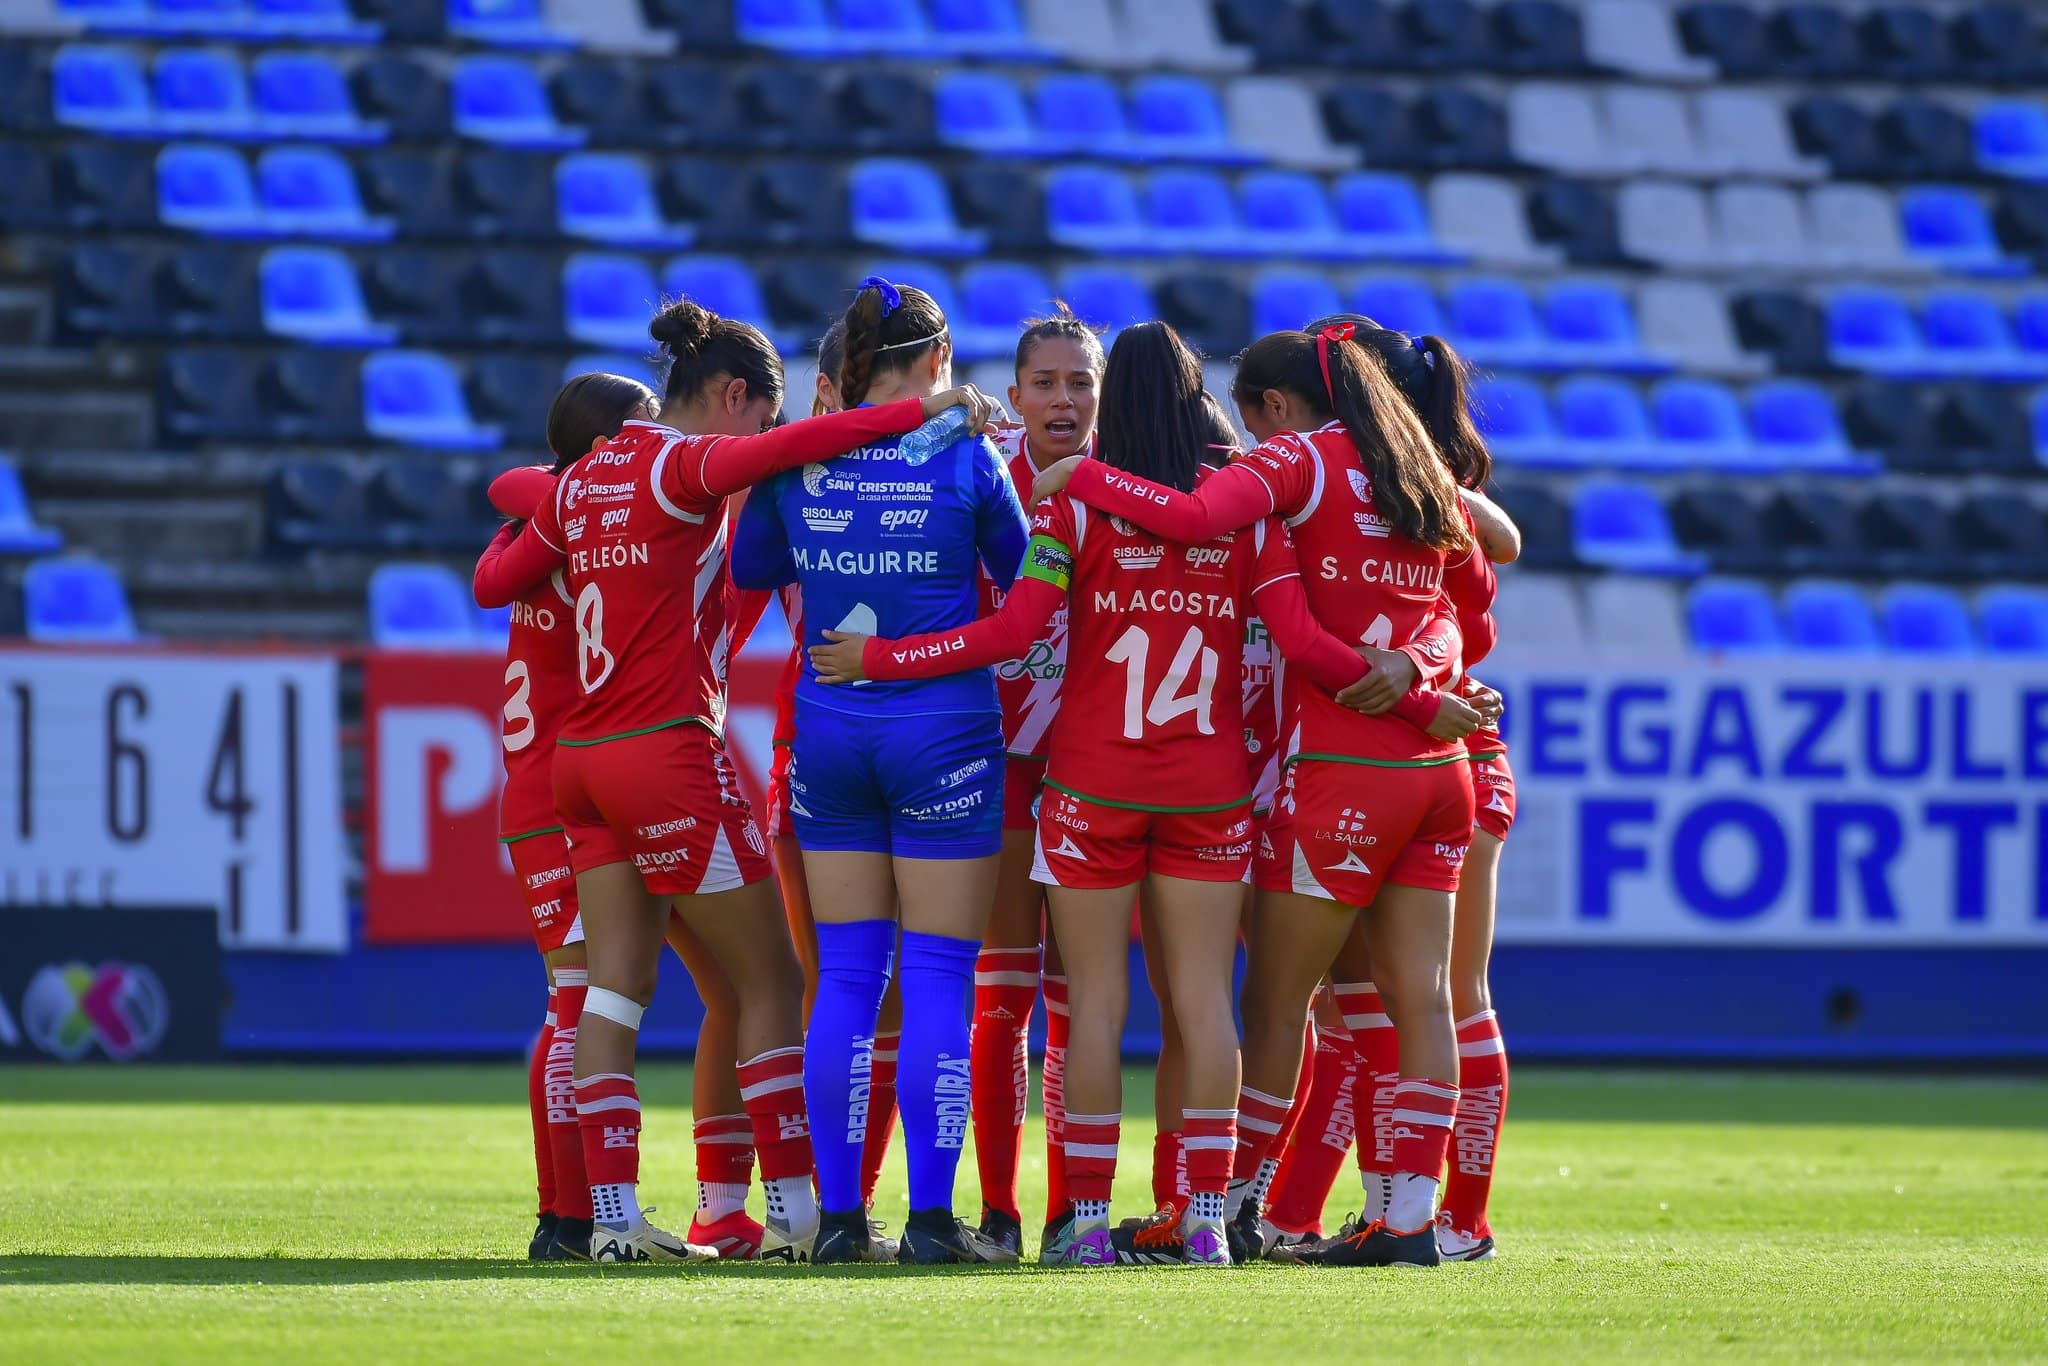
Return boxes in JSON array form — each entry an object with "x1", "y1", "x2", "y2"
[{"x1": 583, "y1": 988, "x2": 644, "y2": 1031}]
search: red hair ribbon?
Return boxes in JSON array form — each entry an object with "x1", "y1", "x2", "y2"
[{"x1": 1316, "y1": 322, "x2": 1355, "y2": 404}]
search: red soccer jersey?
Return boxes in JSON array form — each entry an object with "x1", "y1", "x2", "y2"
[
  {"x1": 1239, "y1": 611, "x2": 1283, "y2": 806},
  {"x1": 980, "y1": 428, "x2": 1078, "y2": 759},
  {"x1": 496, "y1": 551, "x2": 580, "y2": 840}
]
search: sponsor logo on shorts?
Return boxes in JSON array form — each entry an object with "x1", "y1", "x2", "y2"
[
  {"x1": 1315, "y1": 807, "x2": 1378, "y2": 848},
  {"x1": 635, "y1": 817, "x2": 697, "y2": 841},
  {"x1": 525, "y1": 866, "x2": 572, "y2": 891},
  {"x1": 532, "y1": 898, "x2": 564, "y2": 921},
  {"x1": 1258, "y1": 831, "x2": 1276, "y2": 859},
  {"x1": 902, "y1": 790, "x2": 987, "y2": 821},
  {"x1": 743, "y1": 820, "x2": 766, "y2": 856},
  {"x1": 1196, "y1": 837, "x2": 1254, "y2": 862},
  {"x1": 633, "y1": 848, "x2": 691, "y2": 872},
  {"x1": 1485, "y1": 790, "x2": 1512, "y2": 814},
  {"x1": 1048, "y1": 797, "x2": 1089, "y2": 832},
  {"x1": 801, "y1": 506, "x2": 854, "y2": 534},
  {"x1": 939, "y1": 756, "x2": 991, "y2": 789},
  {"x1": 1326, "y1": 849, "x2": 1374, "y2": 876},
  {"x1": 1049, "y1": 833, "x2": 1086, "y2": 860},
  {"x1": 1435, "y1": 842, "x2": 1470, "y2": 864}
]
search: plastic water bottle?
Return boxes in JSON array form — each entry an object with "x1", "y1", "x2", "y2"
[{"x1": 897, "y1": 405, "x2": 973, "y2": 467}]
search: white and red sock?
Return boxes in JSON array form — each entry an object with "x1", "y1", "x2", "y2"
[
  {"x1": 969, "y1": 947, "x2": 1038, "y2": 1222},
  {"x1": 1387, "y1": 1076, "x2": 1460, "y2": 1231},
  {"x1": 1337, "y1": 981, "x2": 1400, "y2": 1222},
  {"x1": 1041, "y1": 972, "x2": 1070, "y2": 1224},
  {"x1": 737, "y1": 1046, "x2": 818, "y2": 1228},
  {"x1": 1226, "y1": 1084, "x2": 1293, "y2": 1218},
  {"x1": 575, "y1": 1070, "x2": 642, "y2": 1225},
  {"x1": 546, "y1": 971, "x2": 591, "y2": 1221},
  {"x1": 1439, "y1": 1010, "x2": 1508, "y2": 1236},
  {"x1": 859, "y1": 1030, "x2": 899, "y2": 1206},
  {"x1": 693, "y1": 1112, "x2": 754, "y2": 1221},
  {"x1": 1181, "y1": 1107, "x2": 1235, "y2": 1223},
  {"x1": 1266, "y1": 1018, "x2": 1359, "y2": 1236},
  {"x1": 1150, "y1": 1127, "x2": 1186, "y2": 1210},
  {"x1": 528, "y1": 995, "x2": 556, "y2": 1219},
  {"x1": 1064, "y1": 1110, "x2": 1119, "y2": 1227}
]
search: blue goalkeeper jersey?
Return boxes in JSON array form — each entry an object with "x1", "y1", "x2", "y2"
[{"x1": 731, "y1": 419, "x2": 1028, "y2": 720}]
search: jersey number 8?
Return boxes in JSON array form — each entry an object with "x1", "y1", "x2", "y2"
[{"x1": 575, "y1": 583, "x2": 616, "y2": 694}]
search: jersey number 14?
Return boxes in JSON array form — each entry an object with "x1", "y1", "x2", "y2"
[{"x1": 1104, "y1": 624, "x2": 1219, "y2": 741}]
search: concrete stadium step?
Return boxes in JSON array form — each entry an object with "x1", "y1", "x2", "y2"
[
  {"x1": 34, "y1": 494, "x2": 263, "y2": 562},
  {"x1": 136, "y1": 603, "x2": 364, "y2": 643},
  {"x1": 0, "y1": 387, "x2": 154, "y2": 453}
]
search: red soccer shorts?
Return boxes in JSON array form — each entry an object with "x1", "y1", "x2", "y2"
[
  {"x1": 505, "y1": 828, "x2": 584, "y2": 954},
  {"x1": 765, "y1": 741, "x2": 796, "y2": 841},
  {"x1": 553, "y1": 723, "x2": 773, "y2": 897},
  {"x1": 1032, "y1": 785, "x2": 1256, "y2": 889},
  {"x1": 1255, "y1": 757, "x2": 1475, "y2": 907},
  {"x1": 1469, "y1": 748, "x2": 1517, "y2": 842},
  {"x1": 1004, "y1": 755, "x2": 1047, "y2": 831}
]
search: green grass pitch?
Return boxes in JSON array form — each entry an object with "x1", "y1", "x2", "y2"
[{"x1": 2, "y1": 1065, "x2": 2045, "y2": 1362}]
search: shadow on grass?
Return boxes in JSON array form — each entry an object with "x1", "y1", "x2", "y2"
[{"x1": 0, "y1": 1255, "x2": 1045, "y2": 1287}]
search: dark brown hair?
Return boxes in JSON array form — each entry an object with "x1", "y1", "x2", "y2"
[
  {"x1": 546, "y1": 372, "x2": 654, "y2": 473},
  {"x1": 649, "y1": 295, "x2": 783, "y2": 415},
  {"x1": 838, "y1": 279, "x2": 946, "y2": 408},
  {"x1": 811, "y1": 316, "x2": 847, "y2": 418},
  {"x1": 1096, "y1": 322, "x2": 1210, "y2": 494},
  {"x1": 1233, "y1": 330, "x2": 1469, "y2": 552},
  {"x1": 1305, "y1": 312, "x2": 1491, "y2": 490},
  {"x1": 1199, "y1": 389, "x2": 1239, "y2": 468},
  {"x1": 1013, "y1": 300, "x2": 1104, "y2": 377}
]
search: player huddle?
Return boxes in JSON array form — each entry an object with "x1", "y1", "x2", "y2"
[{"x1": 471, "y1": 271, "x2": 1519, "y2": 1270}]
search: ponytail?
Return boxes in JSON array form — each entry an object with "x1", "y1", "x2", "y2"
[
  {"x1": 837, "y1": 275, "x2": 948, "y2": 408},
  {"x1": 811, "y1": 315, "x2": 848, "y2": 417},
  {"x1": 649, "y1": 295, "x2": 783, "y2": 415},
  {"x1": 1308, "y1": 311, "x2": 1492, "y2": 491}
]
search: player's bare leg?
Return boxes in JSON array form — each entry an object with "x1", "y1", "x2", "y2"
[
  {"x1": 1043, "y1": 883, "x2": 1135, "y2": 1266},
  {"x1": 665, "y1": 917, "x2": 763, "y2": 1259}
]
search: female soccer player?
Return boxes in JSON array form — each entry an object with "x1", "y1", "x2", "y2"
[
  {"x1": 1036, "y1": 324, "x2": 1493, "y2": 1268},
  {"x1": 475, "y1": 297, "x2": 997, "y2": 1263},
  {"x1": 729, "y1": 277, "x2": 1022, "y2": 1266},
  {"x1": 972, "y1": 305, "x2": 1102, "y2": 1260},
  {"x1": 811, "y1": 322, "x2": 1443, "y2": 1266}
]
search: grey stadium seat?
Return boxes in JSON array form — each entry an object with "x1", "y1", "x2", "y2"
[
  {"x1": 1226, "y1": 77, "x2": 1359, "y2": 172},
  {"x1": 1024, "y1": 0, "x2": 1137, "y2": 67},
  {"x1": 1430, "y1": 173, "x2": 1561, "y2": 268},
  {"x1": 1487, "y1": 573, "x2": 1589, "y2": 663},
  {"x1": 1638, "y1": 279, "x2": 1769, "y2": 377},
  {"x1": 1509, "y1": 84, "x2": 1616, "y2": 176},
  {"x1": 1120, "y1": 0, "x2": 1252, "y2": 71},
  {"x1": 544, "y1": 0, "x2": 674, "y2": 54},
  {"x1": 1807, "y1": 183, "x2": 1930, "y2": 275},
  {"x1": 1698, "y1": 91, "x2": 1827, "y2": 181},
  {"x1": 1714, "y1": 182, "x2": 1817, "y2": 271},
  {"x1": 1619, "y1": 181, "x2": 1722, "y2": 270},
  {"x1": 1585, "y1": 576, "x2": 1688, "y2": 659},
  {"x1": 1604, "y1": 88, "x2": 1707, "y2": 179},
  {"x1": 1586, "y1": 0, "x2": 1716, "y2": 82}
]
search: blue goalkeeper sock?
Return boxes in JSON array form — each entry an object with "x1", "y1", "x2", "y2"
[
  {"x1": 897, "y1": 929, "x2": 981, "y2": 1213},
  {"x1": 804, "y1": 918, "x2": 895, "y2": 1215}
]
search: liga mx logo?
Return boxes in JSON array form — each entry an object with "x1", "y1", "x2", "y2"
[{"x1": 21, "y1": 961, "x2": 170, "y2": 1062}]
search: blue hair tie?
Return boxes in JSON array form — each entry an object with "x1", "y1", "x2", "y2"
[
  {"x1": 1412, "y1": 335, "x2": 1434, "y2": 367},
  {"x1": 858, "y1": 275, "x2": 902, "y2": 318}
]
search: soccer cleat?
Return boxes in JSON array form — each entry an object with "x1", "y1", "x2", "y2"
[
  {"x1": 529, "y1": 1213, "x2": 559, "y2": 1260},
  {"x1": 1435, "y1": 1212, "x2": 1496, "y2": 1263},
  {"x1": 589, "y1": 1211, "x2": 720, "y2": 1264},
  {"x1": 1118, "y1": 1200, "x2": 1186, "y2": 1234},
  {"x1": 1226, "y1": 1198, "x2": 1267, "y2": 1264},
  {"x1": 1108, "y1": 1213, "x2": 1185, "y2": 1266},
  {"x1": 1039, "y1": 1207, "x2": 1077, "y2": 1266},
  {"x1": 545, "y1": 1216, "x2": 593, "y2": 1261},
  {"x1": 757, "y1": 1211, "x2": 819, "y2": 1264},
  {"x1": 1262, "y1": 1219, "x2": 1320, "y2": 1257},
  {"x1": 1061, "y1": 1225, "x2": 1115, "y2": 1267},
  {"x1": 978, "y1": 1206, "x2": 1023, "y2": 1260},
  {"x1": 867, "y1": 1213, "x2": 901, "y2": 1262},
  {"x1": 899, "y1": 1208, "x2": 1021, "y2": 1265},
  {"x1": 1299, "y1": 1218, "x2": 1440, "y2": 1268},
  {"x1": 690, "y1": 1209, "x2": 766, "y2": 1261},
  {"x1": 1181, "y1": 1216, "x2": 1231, "y2": 1267},
  {"x1": 811, "y1": 1208, "x2": 881, "y2": 1265}
]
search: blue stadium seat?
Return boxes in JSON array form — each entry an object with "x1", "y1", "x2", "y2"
[
  {"x1": 933, "y1": 72, "x2": 1049, "y2": 158},
  {"x1": 157, "y1": 143, "x2": 268, "y2": 237},
  {"x1": 958, "y1": 261, "x2": 1054, "y2": 359},
  {"x1": 361, "y1": 350, "x2": 502, "y2": 450},
  {"x1": 1044, "y1": 166, "x2": 1149, "y2": 254},
  {"x1": 2035, "y1": 390, "x2": 2048, "y2": 470},
  {"x1": 661, "y1": 255, "x2": 793, "y2": 351},
  {"x1": 474, "y1": 600, "x2": 512, "y2": 644},
  {"x1": 1471, "y1": 377, "x2": 1560, "y2": 468},
  {"x1": 256, "y1": 146, "x2": 394, "y2": 241},
  {"x1": 52, "y1": 0, "x2": 157, "y2": 32},
  {"x1": 52, "y1": 46, "x2": 155, "y2": 137},
  {"x1": 1058, "y1": 264, "x2": 1152, "y2": 340},
  {"x1": 1545, "y1": 281, "x2": 1663, "y2": 372},
  {"x1": 259, "y1": 246, "x2": 394, "y2": 346},
  {"x1": 1128, "y1": 76, "x2": 1252, "y2": 164},
  {"x1": 1919, "y1": 292, "x2": 2048, "y2": 381},
  {"x1": 2014, "y1": 293, "x2": 2048, "y2": 370},
  {"x1": 367, "y1": 564, "x2": 481, "y2": 649},
  {"x1": 563, "y1": 352, "x2": 662, "y2": 393},
  {"x1": 1826, "y1": 289, "x2": 1927, "y2": 375},
  {"x1": 1900, "y1": 185, "x2": 2025, "y2": 275},
  {"x1": 1783, "y1": 581, "x2": 1881, "y2": 653},
  {"x1": 1448, "y1": 277, "x2": 1549, "y2": 370},
  {"x1": 1881, "y1": 583, "x2": 1976, "y2": 653},
  {"x1": 1651, "y1": 378, "x2": 1754, "y2": 471},
  {"x1": 1687, "y1": 579, "x2": 1783, "y2": 654},
  {"x1": 23, "y1": 557, "x2": 138, "y2": 643},
  {"x1": 1979, "y1": 586, "x2": 2048, "y2": 653},
  {"x1": 837, "y1": 0, "x2": 948, "y2": 57},
  {"x1": 556, "y1": 154, "x2": 693, "y2": 248},
  {"x1": 1571, "y1": 480, "x2": 1703, "y2": 574},
  {"x1": 447, "y1": 0, "x2": 569, "y2": 47},
  {"x1": 153, "y1": 49, "x2": 253, "y2": 139},
  {"x1": 1748, "y1": 379, "x2": 1878, "y2": 474},
  {"x1": 863, "y1": 257, "x2": 964, "y2": 331},
  {"x1": 1034, "y1": 74, "x2": 1134, "y2": 159},
  {"x1": 451, "y1": 56, "x2": 583, "y2": 149},
  {"x1": 1352, "y1": 275, "x2": 1445, "y2": 337},
  {"x1": 1553, "y1": 376, "x2": 1662, "y2": 470},
  {"x1": 928, "y1": 0, "x2": 1052, "y2": 60},
  {"x1": 1144, "y1": 169, "x2": 1254, "y2": 256},
  {"x1": 254, "y1": 0, "x2": 381, "y2": 41},
  {"x1": 1976, "y1": 101, "x2": 2048, "y2": 181},
  {"x1": 564, "y1": 253, "x2": 659, "y2": 350},
  {"x1": 0, "y1": 458, "x2": 63, "y2": 555},
  {"x1": 251, "y1": 51, "x2": 381, "y2": 143},
  {"x1": 849, "y1": 158, "x2": 984, "y2": 254},
  {"x1": 154, "y1": 0, "x2": 269, "y2": 37},
  {"x1": 734, "y1": 0, "x2": 847, "y2": 55},
  {"x1": 1239, "y1": 171, "x2": 1346, "y2": 259},
  {"x1": 1250, "y1": 270, "x2": 1344, "y2": 340},
  {"x1": 1331, "y1": 174, "x2": 1460, "y2": 264}
]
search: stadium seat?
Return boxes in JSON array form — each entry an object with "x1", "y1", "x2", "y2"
[
  {"x1": 562, "y1": 253, "x2": 657, "y2": 350},
  {"x1": 257, "y1": 0, "x2": 381, "y2": 40},
  {"x1": 153, "y1": 48, "x2": 254, "y2": 139},
  {"x1": 155, "y1": 0, "x2": 272, "y2": 38},
  {"x1": 23, "y1": 557, "x2": 138, "y2": 643},
  {"x1": 1687, "y1": 579, "x2": 1784, "y2": 654},
  {"x1": 1976, "y1": 101, "x2": 2048, "y2": 181},
  {"x1": 733, "y1": 0, "x2": 845, "y2": 54},
  {"x1": 1979, "y1": 586, "x2": 2048, "y2": 653},
  {"x1": 1900, "y1": 186, "x2": 2025, "y2": 276},
  {"x1": 1782, "y1": 580, "x2": 1881, "y2": 652},
  {"x1": 1526, "y1": 178, "x2": 1629, "y2": 266},
  {"x1": 447, "y1": 0, "x2": 566, "y2": 46},
  {"x1": 848, "y1": 158, "x2": 983, "y2": 255},
  {"x1": 1791, "y1": 95, "x2": 1886, "y2": 181},
  {"x1": 1488, "y1": 572, "x2": 1587, "y2": 659},
  {"x1": 563, "y1": 351, "x2": 661, "y2": 392},
  {"x1": 1772, "y1": 3, "x2": 1864, "y2": 81},
  {"x1": 1553, "y1": 376, "x2": 1662, "y2": 469},
  {"x1": 836, "y1": 0, "x2": 950, "y2": 58},
  {"x1": 1881, "y1": 583, "x2": 1976, "y2": 653},
  {"x1": 947, "y1": 164, "x2": 1045, "y2": 253},
  {"x1": 1128, "y1": 75, "x2": 1252, "y2": 164},
  {"x1": 1714, "y1": 182, "x2": 1816, "y2": 271},
  {"x1": 1508, "y1": 83, "x2": 1613, "y2": 175},
  {"x1": 1883, "y1": 99, "x2": 1978, "y2": 183},
  {"x1": 367, "y1": 563, "x2": 481, "y2": 649},
  {"x1": 157, "y1": 143, "x2": 268, "y2": 236},
  {"x1": 554, "y1": 153, "x2": 692, "y2": 248},
  {"x1": 0, "y1": 458, "x2": 62, "y2": 555},
  {"x1": 1491, "y1": 478, "x2": 1574, "y2": 570},
  {"x1": 1678, "y1": 2, "x2": 1772, "y2": 77},
  {"x1": 1034, "y1": 73, "x2": 1133, "y2": 158},
  {"x1": 1448, "y1": 277, "x2": 1549, "y2": 370},
  {"x1": 1250, "y1": 270, "x2": 1344, "y2": 341},
  {"x1": 251, "y1": 51, "x2": 381, "y2": 143},
  {"x1": 1223, "y1": 76, "x2": 1358, "y2": 172},
  {"x1": 550, "y1": 58, "x2": 663, "y2": 149},
  {"x1": 1748, "y1": 379, "x2": 1877, "y2": 474},
  {"x1": 1586, "y1": 0, "x2": 1715, "y2": 80},
  {"x1": 1470, "y1": 377, "x2": 1561, "y2": 468},
  {"x1": 1640, "y1": 279, "x2": 1767, "y2": 377},
  {"x1": 1605, "y1": 87, "x2": 1705, "y2": 178},
  {"x1": 1807, "y1": 184, "x2": 1922, "y2": 275},
  {"x1": 1827, "y1": 290, "x2": 1927, "y2": 376},
  {"x1": 259, "y1": 245, "x2": 394, "y2": 345},
  {"x1": 957, "y1": 261, "x2": 1053, "y2": 358},
  {"x1": 1156, "y1": 271, "x2": 1248, "y2": 357},
  {"x1": 1428, "y1": 173, "x2": 1558, "y2": 267},
  {"x1": 160, "y1": 244, "x2": 263, "y2": 338},
  {"x1": 927, "y1": 0, "x2": 1053, "y2": 60},
  {"x1": 1544, "y1": 281, "x2": 1664, "y2": 373},
  {"x1": 1572, "y1": 480, "x2": 1703, "y2": 574},
  {"x1": 1321, "y1": 86, "x2": 1420, "y2": 169},
  {"x1": 831, "y1": 71, "x2": 937, "y2": 157},
  {"x1": 1952, "y1": 3, "x2": 2048, "y2": 84},
  {"x1": 266, "y1": 457, "x2": 369, "y2": 550},
  {"x1": 1493, "y1": 0, "x2": 1586, "y2": 72},
  {"x1": 1238, "y1": 171, "x2": 1347, "y2": 259},
  {"x1": 933, "y1": 72, "x2": 1046, "y2": 158},
  {"x1": 1419, "y1": 84, "x2": 1517, "y2": 169},
  {"x1": 1862, "y1": 489, "x2": 1973, "y2": 584},
  {"x1": 1651, "y1": 378, "x2": 1753, "y2": 470},
  {"x1": 1058, "y1": 264, "x2": 1152, "y2": 340},
  {"x1": 1697, "y1": 89, "x2": 1826, "y2": 180},
  {"x1": 1619, "y1": 182, "x2": 1721, "y2": 271},
  {"x1": 370, "y1": 461, "x2": 484, "y2": 553},
  {"x1": 1118, "y1": 0, "x2": 1250, "y2": 73},
  {"x1": 1401, "y1": 0, "x2": 1493, "y2": 71},
  {"x1": 861, "y1": 257, "x2": 962, "y2": 329},
  {"x1": 51, "y1": 45, "x2": 155, "y2": 137},
  {"x1": 158, "y1": 349, "x2": 264, "y2": 441},
  {"x1": 1953, "y1": 492, "x2": 2048, "y2": 578},
  {"x1": 361, "y1": 350, "x2": 502, "y2": 449},
  {"x1": 1920, "y1": 292, "x2": 2048, "y2": 382},
  {"x1": 1352, "y1": 274, "x2": 1445, "y2": 338},
  {"x1": 1864, "y1": 5, "x2": 1955, "y2": 82},
  {"x1": 57, "y1": 242, "x2": 161, "y2": 339},
  {"x1": 1733, "y1": 289, "x2": 1831, "y2": 373},
  {"x1": 1584, "y1": 577, "x2": 1689, "y2": 659},
  {"x1": 351, "y1": 54, "x2": 449, "y2": 142},
  {"x1": 2015, "y1": 294, "x2": 2048, "y2": 367},
  {"x1": 1044, "y1": 166, "x2": 1148, "y2": 254},
  {"x1": 1211, "y1": 0, "x2": 1317, "y2": 66},
  {"x1": 450, "y1": 56, "x2": 582, "y2": 149},
  {"x1": 257, "y1": 146, "x2": 394, "y2": 240},
  {"x1": 1330, "y1": 173, "x2": 1459, "y2": 262},
  {"x1": 464, "y1": 354, "x2": 559, "y2": 448},
  {"x1": 659, "y1": 254, "x2": 792, "y2": 352}
]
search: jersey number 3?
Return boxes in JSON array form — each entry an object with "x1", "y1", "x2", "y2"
[{"x1": 1105, "y1": 624, "x2": 1218, "y2": 741}]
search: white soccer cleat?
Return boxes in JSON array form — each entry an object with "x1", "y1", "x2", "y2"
[
  {"x1": 757, "y1": 1213, "x2": 820, "y2": 1265},
  {"x1": 1434, "y1": 1211, "x2": 1497, "y2": 1262},
  {"x1": 590, "y1": 1214, "x2": 720, "y2": 1264}
]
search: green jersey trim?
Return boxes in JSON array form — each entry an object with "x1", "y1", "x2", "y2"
[{"x1": 1044, "y1": 777, "x2": 1252, "y2": 815}]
